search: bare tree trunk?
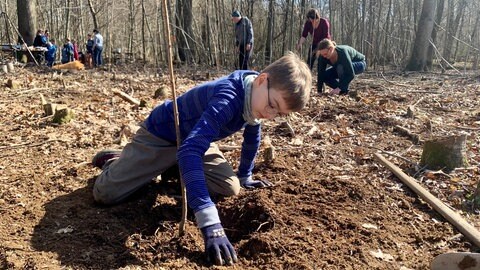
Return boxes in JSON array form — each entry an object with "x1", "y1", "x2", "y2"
[
  {"x1": 382, "y1": 0, "x2": 393, "y2": 66},
  {"x1": 281, "y1": 0, "x2": 290, "y2": 56},
  {"x1": 443, "y1": 0, "x2": 467, "y2": 63},
  {"x1": 406, "y1": 0, "x2": 436, "y2": 71},
  {"x1": 64, "y1": 0, "x2": 71, "y2": 39},
  {"x1": 361, "y1": 0, "x2": 367, "y2": 54},
  {"x1": 471, "y1": 14, "x2": 480, "y2": 70},
  {"x1": 175, "y1": 0, "x2": 194, "y2": 63},
  {"x1": 156, "y1": 2, "x2": 165, "y2": 64},
  {"x1": 78, "y1": 0, "x2": 85, "y2": 45},
  {"x1": 427, "y1": 0, "x2": 445, "y2": 69},
  {"x1": 288, "y1": 0, "x2": 295, "y2": 52},
  {"x1": 16, "y1": 0, "x2": 37, "y2": 45},
  {"x1": 144, "y1": 0, "x2": 158, "y2": 66},
  {"x1": 141, "y1": 0, "x2": 146, "y2": 62},
  {"x1": 264, "y1": 0, "x2": 274, "y2": 65},
  {"x1": 128, "y1": 0, "x2": 136, "y2": 58},
  {"x1": 87, "y1": 0, "x2": 98, "y2": 30}
]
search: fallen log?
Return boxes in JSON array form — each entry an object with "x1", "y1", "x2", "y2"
[
  {"x1": 393, "y1": 125, "x2": 421, "y2": 144},
  {"x1": 374, "y1": 153, "x2": 480, "y2": 248},
  {"x1": 112, "y1": 89, "x2": 140, "y2": 105}
]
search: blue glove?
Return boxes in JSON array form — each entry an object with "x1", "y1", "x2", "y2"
[
  {"x1": 239, "y1": 176, "x2": 274, "y2": 189},
  {"x1": 201, "y1": 223, "x2": 238, "y2": 265}
]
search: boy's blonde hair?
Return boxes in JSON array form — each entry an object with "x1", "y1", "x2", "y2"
[{"x1": 262, "y1": 52, "x2": 311, "y2": 111}]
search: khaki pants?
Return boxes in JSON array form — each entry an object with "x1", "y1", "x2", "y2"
[{"x1": 93, "y1": 124, "x2": 241, "y2": 205}]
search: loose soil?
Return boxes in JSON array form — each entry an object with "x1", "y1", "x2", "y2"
[{"x1": 1, "y1": 64, "x2": 479, "y2": 270}]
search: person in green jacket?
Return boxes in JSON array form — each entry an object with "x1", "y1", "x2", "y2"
[{"x1": 316, "y1": 39, "x2": 366, "y2": 95}]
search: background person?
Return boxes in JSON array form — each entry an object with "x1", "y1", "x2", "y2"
[
  {"x1": 45, "y1": 38, "x2": 57, "y2": 67},
  {"x1": 85, "y1": 34, "x2": 94, "y2": 68},
  {"x1": 93, "y1": 29, "x2": 104, "y2": 67},
  {"x1": 316, "y1": 39, "x2": 366, "y2": 95},
  {"x1": 231, "y1": 10, "x2": 254, "y2": 70},
  {"x1": 61, "y1": 38, "x2": 74, "y2": 64},
  {"x1": 296, "y1": 8, "x2": 331, "y2": 70}
]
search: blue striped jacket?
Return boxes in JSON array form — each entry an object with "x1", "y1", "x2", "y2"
[{"x1": 145, "y1": 70, "x2": 261, "y2": 216}]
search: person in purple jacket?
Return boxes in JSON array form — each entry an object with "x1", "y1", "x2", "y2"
[
  {"x1": 296, "y1": 8, "x2": 331, "y2": 70},
  {"x1": 91, "y1": 52, "x2": 311, "y2": 266}
]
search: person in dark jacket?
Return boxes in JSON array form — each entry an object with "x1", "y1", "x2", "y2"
[
  {"x1": 85, "y1": 33, "x2": 94, "y2": 68},
  {"x1": 33, "y1": 30, "x2": 47, "y2": 47},
  {"x1": 231, "y1": 10, "x2": 254, "y2": 70},
  {"x1": 316, "y1": 39, "x2": 366, "y2": 95}
]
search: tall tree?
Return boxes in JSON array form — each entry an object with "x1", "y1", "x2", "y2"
[
  {"x1": 87, "y1": 0, "x2": 98, "y2": 31},
  {"x1": 16, "y1": 0, "x2": 37, "y2": 45},
  {"x1": 406, "y1": 0, "x2": 436, "y2": 71},
  {"x1": 64, "y1": 0, "x2": 71, "y2": 39},
  {"x1": 427, "y1": 0, "x2": 445, "y2": 69},
  {"x1": 175, "y1": 0, "x2": 195, "y2": 63},
  {"x1": 264, "y1": 0, "x2": 274, "y2": 64},
  {"x1": 443, "y1": 0, "x2": 467, "y2": 63}
]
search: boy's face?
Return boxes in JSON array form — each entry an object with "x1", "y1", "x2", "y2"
[{"x1": 251, "y1": 74, "x2": 291, "y2": 120}]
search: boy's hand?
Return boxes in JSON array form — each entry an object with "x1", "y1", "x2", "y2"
[
  {"x1": 201, "y1": 223, "x2": 238, "y2": 266},
  {"x1": 239, "y1": 176, "x2": 274, "y2": 189}
]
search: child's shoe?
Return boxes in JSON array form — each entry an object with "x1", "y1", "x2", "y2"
[{"x1": 92, "y1": 150, "x2": 121, "y2": 169}]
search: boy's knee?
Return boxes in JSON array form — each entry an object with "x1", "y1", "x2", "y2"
[
  {"x1": 224, "y1": 178, "x2": 241, "y2": 197},
  {"x1": 210, "y1": 176, "x2": 241, "y2": 197},
  {"x1": 92, "y1": 182, "x2": 124, "y2": 205},
  {"x1": 93, "y1": 185, "x2": 115, "y2": 205}
]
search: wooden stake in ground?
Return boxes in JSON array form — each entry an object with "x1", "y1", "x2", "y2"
[
  {"x1": 161, "y1": 0, "x2": 187, "y2": 236},
  {"x1": 374, "y1": 153, "x2": 480, "y2": 248},
  {"x1": 420, "y1": 134, "x2": 468, "y2": 171}
]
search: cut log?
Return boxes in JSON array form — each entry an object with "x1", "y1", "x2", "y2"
[
  {"x1": 6, "y1": 79, "x2": 21, "y2": 89},
  {"x1": 43, "y1": 103, "x2": 57, "y2": 116},
  {"x1": 112, "y1": 88, "x2": 141, "y2": 105},
  {"x1": 7, "y1": 63, "x2": 14, "y2": 73},
  {"x1": 420, "y1": 135, "x2": 468, "y2": 171},
  {"x1": 154, "y1": 86, "x2": 168, "y2": 99},
  {"x1": 52, "y1": 105, "x2": 74, "y2": 124}
]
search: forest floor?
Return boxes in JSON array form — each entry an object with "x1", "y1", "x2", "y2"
[{"x1": 0, "y1": 63, "x2": 479, "y2": 270}]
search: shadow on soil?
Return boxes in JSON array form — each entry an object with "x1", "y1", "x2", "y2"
[{"x1": 30, "y1": 176, "x2": 202, "y2": 269}]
